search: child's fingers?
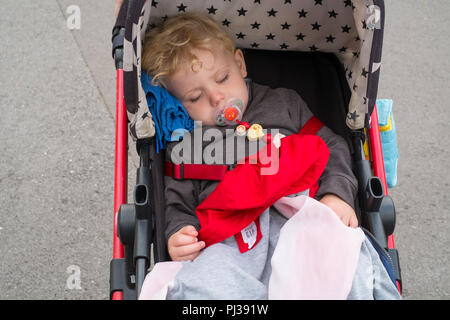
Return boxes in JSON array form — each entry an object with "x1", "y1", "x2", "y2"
[
  {"x1": 171, "y1": 233, "x2": 198, "y2": 247},
  {"x1": 179, "y1": 225, "x2": 199, "y2": 236},
  {"x1": 173, "y1": 241, "x2": 205, "y2": 261},
  {"x1": 177, "y1": 251, "x2": 202, "y2": 262},
  {"x1": 349, "y1": 215, "x2": 359, "y2": 228},
  {"x1": 340, "y1": 216, "x2": 349, "y2": 227}
]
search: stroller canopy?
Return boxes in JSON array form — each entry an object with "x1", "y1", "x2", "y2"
[{"x1": 116, "y1": 0, "x2": 384, "y2": 140}]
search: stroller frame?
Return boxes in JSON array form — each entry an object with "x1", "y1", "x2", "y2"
[{"x1": 109, "y1": 0, "x2": 402, "y2": 300}]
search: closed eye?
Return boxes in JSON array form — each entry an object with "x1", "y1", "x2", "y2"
[
  {"x1": 217, "y1": 74, "x2": 229, "y2": 84},
  {"x1": 189, "y1": 93, "x2": 201, "y2": 103}
]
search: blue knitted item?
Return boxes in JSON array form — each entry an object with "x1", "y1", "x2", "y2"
[{"x1": 141, "y1": 71, "x2": 194, "y2": 153}]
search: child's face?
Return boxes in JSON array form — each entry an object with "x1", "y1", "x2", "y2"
[{"x1": 165, "y1": 45, "x2": 248, "y2": 126}]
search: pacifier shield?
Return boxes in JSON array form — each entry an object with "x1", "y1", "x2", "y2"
[{"x1": 214, "y1": 98, "x2": 244, "y2": 126}]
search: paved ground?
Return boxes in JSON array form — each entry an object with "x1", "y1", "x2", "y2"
[
  {"x1": 376, "y1": 0, "x2": 450, "y2": 299},
  {"x1": 0, "y1": 0, "x2": 448, "y2": 299}
]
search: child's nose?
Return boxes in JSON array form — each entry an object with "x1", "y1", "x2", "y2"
[{"x1": 209, "y1": 89, "x2": 225, "y2": 107}]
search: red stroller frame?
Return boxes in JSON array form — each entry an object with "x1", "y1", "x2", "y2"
[{"x1": 110, "y1": 0, "x2": 402, "y2": 300}]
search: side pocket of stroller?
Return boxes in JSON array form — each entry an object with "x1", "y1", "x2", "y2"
[{"x1": 362, "y1": 228, "x2": 399, "y2": 289}]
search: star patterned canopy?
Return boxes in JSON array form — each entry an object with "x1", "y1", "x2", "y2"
[{"x1": 119, "y1": 0, "x2": 384, "y2": 140}]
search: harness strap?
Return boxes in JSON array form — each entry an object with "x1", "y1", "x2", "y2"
[
  {"x1": 299, "y1": 115, "x2": 324, "y2": 136},
  {"x1": 165, "y1": 116, "x2": 323, "y2": 181},
  {"x1": 164, "y1": 162, "x2": 229, "y2": 181}
]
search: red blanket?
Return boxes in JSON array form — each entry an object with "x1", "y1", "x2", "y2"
[{"x1": 196, "y1": 132, "x2": 330, "y2": 248}]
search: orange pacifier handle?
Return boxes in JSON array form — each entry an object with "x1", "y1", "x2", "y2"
[
  {"x1": 224, "y1": 106, "x2": 239, "y2": 121},
  {"x1": 215, "y1": 99, "x2": 244, "y2": 126}
]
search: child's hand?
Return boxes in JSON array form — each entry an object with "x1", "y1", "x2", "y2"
[
  {"x1": 168, "y1": 225, "x2": 205, "y2": 261},
  {"x1": 320, "y1": 194, "x2": 358, "y2": 228}
]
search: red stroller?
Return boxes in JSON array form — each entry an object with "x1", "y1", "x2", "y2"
[{"x1": 110, "y1": 0, "x2": 402, "y2": 300}]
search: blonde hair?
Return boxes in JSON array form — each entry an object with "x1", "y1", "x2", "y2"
[{"x1": 141, "y1": 13, "x2": 236, "y2": 88}]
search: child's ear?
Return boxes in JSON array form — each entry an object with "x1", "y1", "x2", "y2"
[{"x1": 234, "y1": 49, "x2": 247, "y2": 78}]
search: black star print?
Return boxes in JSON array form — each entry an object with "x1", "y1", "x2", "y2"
[
  {"x1": 267, "y1": 9, "x2": 277, "y2": 17},
  {"x1": 353, "y1": 51, "x2": 360, "y2": 58},
  {"x1": 251, "y1": 21, "x2": 261, "y2": 29},
  {"x1": 281, "y1": 22, "x2": 291, "y2": 30},
  {"x1": 298, "y1": 9, "x2": 308, "y2": 18},
  {"x1": 362, "y1": 20, "x2": 368, "y2": 29},
  {"x1": 251, "y1": 42, "x2": 259, "y2": 48},
  {"x1": 328, "y1": 10, "x2": 338, "y2": 18},
  {"x1": 284, "y1": 0, "x2": 292, "y2": 4},
  {"x1": 348, "y1": 111, "x2": 359, "y2": 120},
  {"x1": 177, "y1": 3, "x2": 187, "y2": 12},
  {"x1": 207, "y1": 6, "x2": 217, "y2": 15},
  {"x1": 236, "y1": 32, "x2": 246, "y2": 39},
  {"x1": 363, "y1": 97, "x2": 368, "y2": 104},
  {"x1": 254, "y1": 0, "x2": 261, "y2": 3},
  {"x1": 348, "y1": 71, "x2": 353, "y2": 79},
  {"x1": 266, "y1": 33, "x2": 275, "y2": 40},
  {"x1": 296, "y1": 32, "x2": 306, "y2": 41},
  {"x1": 344, "y1": 0, "x2": 353, "y2": 7},
  {"x1": 315, "y1": 0, "x2": 323, "y2": 5},
  {"x1": 237, "y1": 7, "x2": 247, "y2": 16},
  {"x1": 151, "y1": 0, "x2": 158, "y2": 8},
  {"x1": 361, "y1": 68, "x2": 368, "y2": 78},
  {"x1": 339, "y1": 46, "x2": 347, "y2": 53},
  {"x1": 222, "y1": 19, "x2": 231, "y2": 27},
  {"x1": 311, "y1": 22, "x2": 321, "y2": 31},
  {"x1": 326, "y1": 35, "x2": 336, "y2": 43},
  {"x1": 355, "y1": 36, "x2": 361, "y2": 42},
  {"x1": 341, "y1": 25, "x2": 351, "y2": 33},
  {"x1": 280, "y1": 43, "x2": 289, "y2": 49},
  {"x1": 309, "y1": 45, "x2": 318, "y2": 51}
]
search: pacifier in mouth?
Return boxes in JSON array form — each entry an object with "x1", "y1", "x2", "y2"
[{"x1": 214, "y1": 98, "x2": 244, "y2": 126}]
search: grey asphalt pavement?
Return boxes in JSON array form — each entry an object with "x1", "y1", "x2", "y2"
[{"x1": 0, "y1": 0, "x2": 448, "y2": 300}]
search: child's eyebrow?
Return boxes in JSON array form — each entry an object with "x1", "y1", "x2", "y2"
[
  {"x1": 181, "y1": 65, "x2": 229, "y2": 99},
  {"x1": 214, "y1": 65, "x2": 229, "y2": 76}
]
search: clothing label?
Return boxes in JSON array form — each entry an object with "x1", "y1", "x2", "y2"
[
  {"x1": 234, "y1": 216, "x2": 263, "y2": 253},
  {"x1": 241, "y1": 221, "x2": 257, "y2": 249}
]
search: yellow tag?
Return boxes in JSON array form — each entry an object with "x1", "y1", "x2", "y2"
[
  {"x1": 363, "y1": 129, "x2": 370, "y2": 161},
  {"x1": 379, "y1": 114, "x2": 392, "y2": 132}
]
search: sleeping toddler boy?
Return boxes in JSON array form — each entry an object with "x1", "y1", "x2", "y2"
[{"x1": 142, "y1": 13, "x2": 358, "y2": 263}]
